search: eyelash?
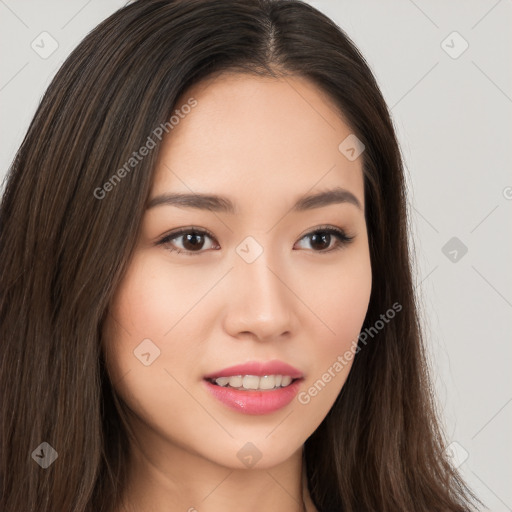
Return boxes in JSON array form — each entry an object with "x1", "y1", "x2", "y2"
[{"x1": 156, "y1": 225, "x2": 355, "y2": 256}]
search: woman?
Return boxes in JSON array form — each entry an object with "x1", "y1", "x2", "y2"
[{"x1": 0, "y1": 0, "x2": 482, "y2": 510}]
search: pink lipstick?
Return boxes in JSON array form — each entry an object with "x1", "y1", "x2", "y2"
[{"x1": 203, "y1": 360, "x2": 303, "y2": 415}]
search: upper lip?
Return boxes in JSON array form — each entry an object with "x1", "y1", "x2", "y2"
[{"x1": 204, "y1": 360, "x2": 303, "y2": 380}]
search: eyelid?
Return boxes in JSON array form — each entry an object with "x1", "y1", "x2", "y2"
[
  {"x1": 297, "y1": 224, "x2": 353, "y2": 242},
  {"x1": 158, "y1": 226, "x2": 216, "y2": 243}
]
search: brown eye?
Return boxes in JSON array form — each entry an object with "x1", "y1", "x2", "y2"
[
  {"x1": 158, "y1": 228, "x2": 218, "y2": 255},
  {"x1": 294, "y1": 227, "x2": 354, "y2": 253},
  {"x1": 180, "y1": 232, "x2": 207, "y2": 251}
]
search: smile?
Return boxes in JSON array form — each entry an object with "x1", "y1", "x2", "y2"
[
  {"x1": 203, "y1": 360, "x2": 304, "y2": 414},
  {"x1": 207, "y1": 374, "x2": 295, "y2": 390}
]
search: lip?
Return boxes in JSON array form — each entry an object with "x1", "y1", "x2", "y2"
[
  {"x1": 203, "y1": 360, "x2": 303, "y2": 380},
  {"x1": 203, "y1": 360, "x2": 304, "y2": 415},
  {"x1": 203, "y1": 378, "x2": 302, "y2": 415}
]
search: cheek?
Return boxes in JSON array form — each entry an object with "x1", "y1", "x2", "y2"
[
  {"x1": 329, "y1": 262, "x2": 371, "y2": 341},
  {"x1": 103, "y1": 252, "x2": 191, "y2": 381},
  {"x1": 308, "y1": 246, "x2": 372, "y2": 349},
  {"x1": 295, "y1": 247, "x2": 371, "y2": 417},
  {"x1": 107, "y1": 250, "x2": 212, "y2": 343},
  {"x1": 101, "y1": 252, "x2": 208, "y2": 437},
  {"x1": 103, "y1": 249, "x2": 229, "y2": 392}
]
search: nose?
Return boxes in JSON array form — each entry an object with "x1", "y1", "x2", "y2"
[{"x1": 222, "y1": 249, "x2": 297, "y2": 342}]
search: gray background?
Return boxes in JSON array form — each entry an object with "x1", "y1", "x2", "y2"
[{"x1": 1, "y1": 1, "x2": 511, "y2": 509}]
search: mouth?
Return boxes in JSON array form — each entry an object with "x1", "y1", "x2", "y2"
[
  {"x1": 202, "y1": 360, "x2": 304, "y2": 415},
  {"x1": 205, "y1": 374, "x2": 301, "y2": 391}
]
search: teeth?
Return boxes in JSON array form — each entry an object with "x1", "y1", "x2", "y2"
[
  {"x1": 214, "y1": 377, "x2": 231, "y2": 387},
  {"x1": 259, "y1": 375, "x2": 276, "y2": 390},
  {"x1": 242, "y1": 375, "x2": 259, "y2": 390},
  {"x1": 228, "y1": 375, "x2": 242, "y2": 388},
  {"x1": 281, "y1": 375, "x2": 292, "y2": 387},
  {"x1": 211, "y1": 374, "x2": 295, "y2": 390}
]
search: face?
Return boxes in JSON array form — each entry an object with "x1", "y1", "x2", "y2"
[{"x1": 103, "y1": 72, "x2": 372, "y2": 471}]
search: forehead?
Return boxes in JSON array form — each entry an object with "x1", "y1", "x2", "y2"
[{"x1": 151, "y1": 73, "x2": 364, "y2": 209}]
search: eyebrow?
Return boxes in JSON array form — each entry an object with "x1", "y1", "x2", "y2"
[{"x1": 146, "y1": 186, "x2": 362, "y2": 213}]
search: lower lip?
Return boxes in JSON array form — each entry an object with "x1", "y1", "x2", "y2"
[{"x1": 203, "y1": 379, "x2": 302, "y2": 415}]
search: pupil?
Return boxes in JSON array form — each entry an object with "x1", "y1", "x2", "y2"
[
  {"x1": 183, "y1": 232, "x2": 204, "y2": 250},
  {"x1": 311, "y1": 232, "x2": 330, "y2": 250}
]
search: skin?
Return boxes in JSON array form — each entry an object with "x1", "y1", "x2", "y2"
[{"x1": 103, "y1": 72, "x2": 372, "y2": 512}]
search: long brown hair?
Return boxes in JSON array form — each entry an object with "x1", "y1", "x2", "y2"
[{"x1": 0, "y1": 1, "x2": 481, "y2": 510}]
